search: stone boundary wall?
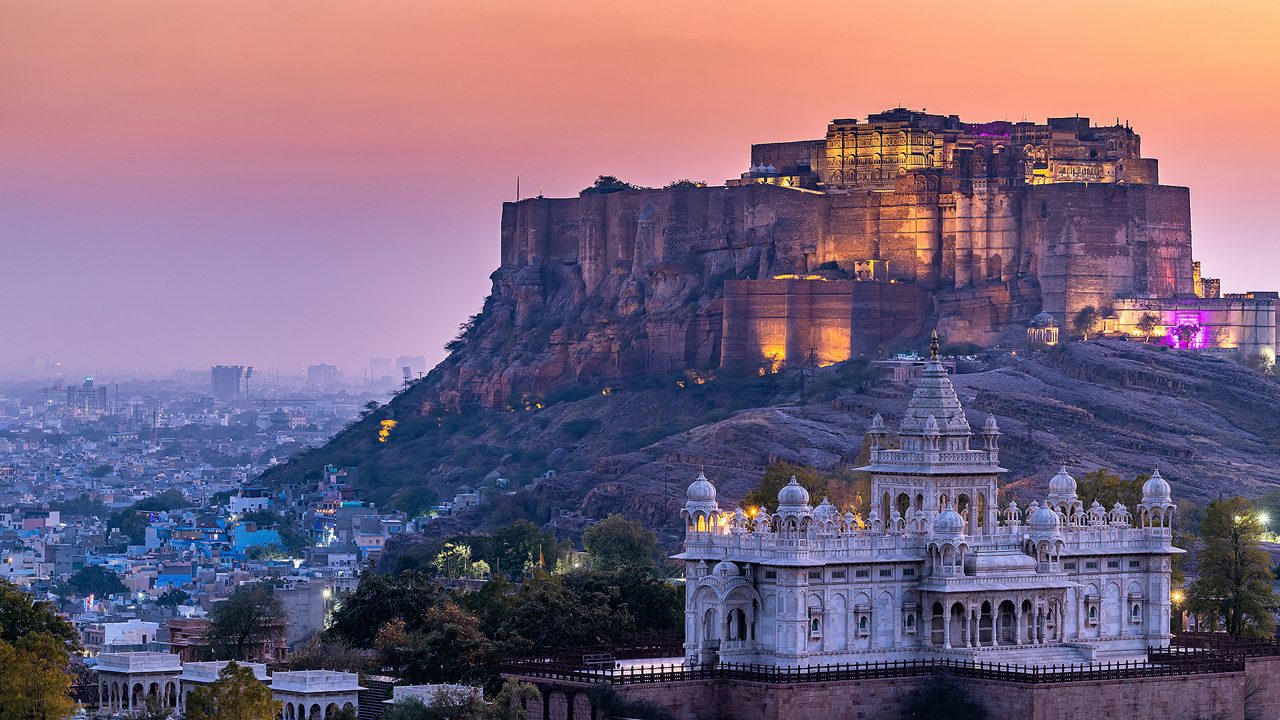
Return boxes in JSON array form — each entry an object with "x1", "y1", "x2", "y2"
[{"x1": 517, "y1": 669, "x2": 1253, "y2": 720}]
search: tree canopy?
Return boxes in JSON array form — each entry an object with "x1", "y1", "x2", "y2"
[
  {"x1": 583, "y1": 514, "x2": 659, "y2": 571},
  {"x1": 1187, "y1": 497, "x2": 1279, "y2": 638},
  {"x1": 0, "y1": 582, "x2": 79, "y2": 720},
  {"x1": 1074, "y1": 469, "x2": 1146, "y2": 511},
  {"x1": 207, "y1": 586, "x2": 287, "y2": 661},
  {"x1": 1071, "y1": 306, "x2": 1102, "y2": 340},
  {"x1": 185, "y1": 661, "x2": 281, "y2": 720},
  {"x1": 63, "y1": 565, "x2": 127, "y2": 598}
]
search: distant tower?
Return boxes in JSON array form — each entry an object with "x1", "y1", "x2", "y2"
[{"x1": 211, "y1": 365, "x2": 245, "y2": 401}]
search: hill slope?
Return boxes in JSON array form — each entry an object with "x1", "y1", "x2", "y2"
[{"x1": 260, "y1": 340, "x2": 1280, "y2": 541}]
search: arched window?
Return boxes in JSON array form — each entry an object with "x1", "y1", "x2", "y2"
[
  {"x1": 858, "y1": 616, "x2": 868, "y2": 631},
  {"x1": 906, "y1": 613, "x2": 916, "y2": 629},
  {"x1": 810, "y1": 616, "x2": 822, "y2": 636},
  {"x1": 1131, "y1": 603, "x2": 1142, "y2": 621},
  {"x1": 1089, "y1": 605, "x2": 1098, "y2": 621}
]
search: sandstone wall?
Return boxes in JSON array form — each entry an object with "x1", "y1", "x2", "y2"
[{"x1": 1026, "y1": 184, "x2": 1193, "y2": 324}]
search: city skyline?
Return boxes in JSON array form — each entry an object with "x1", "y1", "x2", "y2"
[{"x1": 4, "y1": 0, "x2": 1279, "y2": 373}]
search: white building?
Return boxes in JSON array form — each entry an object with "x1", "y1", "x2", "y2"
[
  {"x1": 270, "y1": 670, "x2": 363, "y2": 720},
  {"x1": 95, "y1": 652, "x2": 183, "y2": 716},
  {"x1": 679, "y1": 337, "x2": 1180, "y2": 667},
  {"x1": 177, "y1": 661, "x2": 269, "y2": 714}
]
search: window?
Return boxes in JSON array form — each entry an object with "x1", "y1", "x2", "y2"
[
  {"x1": 1128, "y1": 560, "x2": 1142, "y2": 569},
  {"x1": 905, "y1": 613, "x2": 916, "y2": 633},
  {"x1": 1085, "y1": 561, "x2": 1098, "y2": 570},
  {"x1": 831, "y1": 571, "x2": 846, "y2": 580},
  {"x1": 1131, "y1": 604, "x2": 1142, "y2": 621},
  {"x1": 858, "y1": 616, "x2": 869, "y2": 635},
  {"x1": 764, "y1": 571, "x2": 777, "y2": 580},
  {"x1": 1088, "y1": 605, "x2": 1099, "y2": 623},
  {"x1": 855, "y1": 569, "x2": 870, "y2": 579},
  {"x1": 1107, "y1": 560, "x2": 1121, "y2": 569},
  {"x1": 902, "y1": 568, "x2": 916, "y2": 578},
  {"x1": 1064, "y1": 562, "x2": 1078, "y2": 570},
  {"x1": 879, "y1": 568, "x2": 894, "y2": 578},
  {"x1": 808, "y1": 571, "x2": 822, "y2": 580},
  {"x1": 809, "y1": 617, "x2": 822, "y2": 637}
]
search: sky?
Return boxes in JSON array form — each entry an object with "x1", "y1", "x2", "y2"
[{"x1": 3, "y1": 0, "x2": 1278, "y2": 377}]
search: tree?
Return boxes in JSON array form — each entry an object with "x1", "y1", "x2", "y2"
[
  {"x1": 1071, "y1": 305, "x2": 1101, "y2": 340},
  {"x1": 376, "y1": 602, "x2": 491, "y2": 684},
  {"x1": 1074, "y1": 469, "x2": 1145, "y2": 511},
  {"x1": 0, "y1": 632, "x2": 77, "y2": 720},
  {"x1": 185, "y1": 661, "x2": 281, "y2": 720},
  {"x1": 742, "y1": 462, "x2": 827, "y2": 512},
  {"x1": 580, "y1": 175, "x2": 641, "y2": 195},
  {"x1": 326, "y1": 570, "x2": 442, "y2": 648},
  {"x1": 491, "y1": 521, "x2": 557, "y2": 579},
  {"x1": 64, "y1": 565, "x2": 127, "y2": 598},
  {"x1": 1135, "y1": 312, "x2": 1161, "y2": 342},
  {"x1": 0, "y1": 580, "x2": 79, "y2": 647},
  {"x1": 132, "y1": 489, "x2": 189, "y2": 512},
  {"x1": 207, "y1": 586, "x2": 287, "y2": 661},
  {"x1": 155, "y1": 587, "x2": 190, "y2": 607},
  {"x1": 583, "y1": 515, "x2": 659, "y2": 571},
  {"x1": 286, "y1": 636, "x2": 372, "y2": 674},
  {"x1": 1186, "y1": 497, "x2": 1279, "y2": 638},
  {"x1": 491, "y1": 681, "x2": 541, "y2": 720}
]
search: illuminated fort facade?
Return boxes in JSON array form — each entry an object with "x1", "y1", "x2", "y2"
[
  {"x1": 677, "y1": 339, "x2": 1181, "y2": 667},
  {"x1": 499, "y1": 108, "x2": 1276, "y2": 377}
]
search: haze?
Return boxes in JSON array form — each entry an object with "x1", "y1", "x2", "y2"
[{"x1": 3, "y1": 0, "x2": 1278, "y2": 376}]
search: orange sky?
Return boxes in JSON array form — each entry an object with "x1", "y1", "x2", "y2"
[{"x1": 3, "y1": 1, "x2": 1278, "y2": 374}]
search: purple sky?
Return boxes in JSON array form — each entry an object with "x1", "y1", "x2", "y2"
[{"x1": 4, "y1": 2, "x2": 1278, "y2": 377}]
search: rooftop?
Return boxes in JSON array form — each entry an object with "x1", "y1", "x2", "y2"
[
  {"x1": 270, "y1": 670, "x2": 364, "y2": 693},
  {"x1": 95, "y1": 652, "x2": 182, "y2": 674}
]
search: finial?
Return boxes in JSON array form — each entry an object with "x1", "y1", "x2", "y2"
[{"x1": 930, "y1": 330, "x2": 940, "y2": 361}]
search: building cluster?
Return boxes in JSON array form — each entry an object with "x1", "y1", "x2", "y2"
[{"x1": 679, "y1": 337, "x2": 1180, "y2": 666}]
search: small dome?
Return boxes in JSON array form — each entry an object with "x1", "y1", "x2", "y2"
[
  {"x1": 869, "y1": 413, "x2": 886, "y2": 431},
  {"x1": 712, "y1": 560, "x2": 738, "y2": 577},
  {"x1": 813, "y1": 497, "x2": 837, "y2": 520},
  {"x1": 686, "y1": 472, "x2": 716, "y2": 503},
  {"x1": 1030, "y1": 311, "x2": 1057, "y2": 328},
  {"x1": 1049, "y1": 467, "x2": 1077, "y2": 496},
  {"x1": 777, "y1": 476, "x2": 810, "y2": 507},
  {"x1": 1142, "y1": 469, "x2": 1172, "y2": 502},
  {"x1": 1028, "y1": 501, "x2": 1061, "y2": 531},
  {"x1": 983, "y1": 414, "x2": 1000, "y2": 432},
  {"x1": 934, "y1": 505, "x2": 966, "y2": 534}
]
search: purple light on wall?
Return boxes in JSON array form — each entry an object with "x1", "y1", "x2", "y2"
[{"x1": 1168, "y1": 314, "x2": 1206, "y2": 349}]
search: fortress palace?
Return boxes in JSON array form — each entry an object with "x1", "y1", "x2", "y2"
[{"x1": 499, "y1": 109, "x2": 1275, "y2": 381}]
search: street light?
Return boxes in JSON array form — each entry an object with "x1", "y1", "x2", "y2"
[{"x1": 1258, "y1": 511, "x2": 1271, "y2": 528}]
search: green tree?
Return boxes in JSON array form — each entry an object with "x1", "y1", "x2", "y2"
[
  {"x1": 132, "y1": 489, "x2": 189, "y2": 512},
  {"x1": 583, "y1": 515, "x2": 659, "y2": 571},
  {"x1": 491, "y1": 681, "x2": 541, "y2": 720},
  {"x1": 0, "y1": 632, "x2": 77, "y2": 720},
  {"x1": 155, "y1": 587, "x2": 190, "y2": 607},
  {"x1": 376, "y1": 601, "x2": 491, "y2": 684},
  {"x1": 64, "y1": 565, "x2": 127, "y2": 598},
  {"x1": 1186, "y1": 497, "x2": 1279, "y2": 638},
  {"x1": 185, "y1": 661, "x2": 281, "y2": 720},
  {"x1": 325, "y1": 570, "x2": 442, "y2": 647},
  {"x1": 1135, "y1": 312, "x2": 1161, "y2": 342},
  {"x1": 1074, "y1": 469, "x2": 1145, "y2": 511},
  {"x1": 742, "y1": 462, "x2": 827, "y2": 511},
  {"x1": 286, "y1": 636, "x2": 372, "y2": 674},
  {"x1": 1071, "y1": 305, "x2": 1102, "y2": 340},
  {"x1": 491, "y1": 521, "x2": 557, "y2": 579},
  {"x1": 207, "y1": 586, "x2": 287, "y2": 660},
  {"x1": 0, "y1": 580, "x2": 79, "y2": 647}
]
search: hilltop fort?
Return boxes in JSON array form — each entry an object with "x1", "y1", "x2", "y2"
[{"x1": 448, "y1": 108, "x2": 1277, "y2": 408}]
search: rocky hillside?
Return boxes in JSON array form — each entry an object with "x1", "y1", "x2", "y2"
[{"x1": 261, "y1": 340, "x2": 1280, "y2": 543}]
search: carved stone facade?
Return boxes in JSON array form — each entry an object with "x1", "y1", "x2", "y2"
[{"x1": 677, "y1": 338, "x2": 1180, "y2": 666}]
